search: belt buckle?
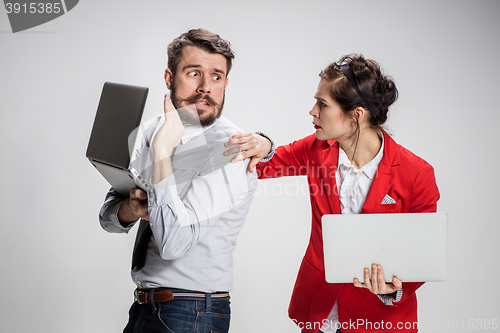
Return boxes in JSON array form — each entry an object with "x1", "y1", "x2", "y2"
[{"x1": 134, "y1": 290, "x2": 147, "y2": 304}]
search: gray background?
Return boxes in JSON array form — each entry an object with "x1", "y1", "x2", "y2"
[{"x1": 1, "y1": 0, "x2": 499, "y2": 332}]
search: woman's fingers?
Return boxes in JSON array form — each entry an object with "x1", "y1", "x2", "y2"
[{"x1": 353, "y1": 264, "x2": 402, "y2": 295}]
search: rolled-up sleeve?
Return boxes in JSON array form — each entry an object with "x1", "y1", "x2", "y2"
[{"x1": 99, "y1": 187, "x2": 138, "y2": 234}]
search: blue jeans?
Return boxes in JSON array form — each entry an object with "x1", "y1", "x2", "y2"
[{"x1": 124, "y1": 290, "x2": 230, "y2": 333}]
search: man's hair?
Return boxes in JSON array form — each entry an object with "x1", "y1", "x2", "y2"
[{"x1": 167, "y1": 29, "x2": 235, "y2": 77}]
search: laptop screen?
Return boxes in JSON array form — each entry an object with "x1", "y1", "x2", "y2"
[{"x1": 86, "y1": 82, "x2": 148, "y2": 168}]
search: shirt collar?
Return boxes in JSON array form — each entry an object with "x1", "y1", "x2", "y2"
[{"x1": 180, "y1": 121, "x2": 216, "y2": 145}]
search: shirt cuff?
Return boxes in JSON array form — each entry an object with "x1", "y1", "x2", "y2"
[
  {"x1": 147, "y1": 174, "x2": 181, "y2": 219},
  {"x1": 377, "y1": 287, "x2": 403, "y2": 306},
  {"x1": 255, "y1": 131, "x2": 275, "y2": 162}
]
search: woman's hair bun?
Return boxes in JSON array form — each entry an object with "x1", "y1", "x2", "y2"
[{"x1": 320, "y1": 54, "x2": 398, "y2": 127}]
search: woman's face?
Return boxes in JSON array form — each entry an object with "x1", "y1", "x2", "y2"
[{"x1": 309, "y1": 79, "x2": 355, "y2": 142}]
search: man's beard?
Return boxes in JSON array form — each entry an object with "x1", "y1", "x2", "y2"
[{"x1": 170, "y1": 83, "x2": 225, "y2": 127}]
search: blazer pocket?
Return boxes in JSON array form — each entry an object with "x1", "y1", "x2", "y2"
[
  {"x1": 373, "y1": 200, "x2": 403, "y2": 213},
  {"x1": 289, "y1": 257, "x2": 322, "y2": 311}
]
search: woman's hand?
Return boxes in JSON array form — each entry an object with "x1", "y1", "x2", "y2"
[
  {"x1": 224, "y1": 132, "x2": 271, "y2": 172},
  {"x1": 353, "y1": 264, "x2": 402, "y2": 295}
]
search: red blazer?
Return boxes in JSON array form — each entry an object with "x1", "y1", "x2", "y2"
[{"x1": 256, "y1": 131, "x2": 440, "y2": 333}]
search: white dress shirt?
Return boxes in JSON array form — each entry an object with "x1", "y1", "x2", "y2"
[
  {"x1": 321, "y1": 137, "x2": 384, "y2": 333},
  {"x1": 99, "y1": 115, "x2": 257, "y2": 293}
]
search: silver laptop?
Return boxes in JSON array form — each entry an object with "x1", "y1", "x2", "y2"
[
  {"x1": 86, "y1": 82, "x2": 148, "y2": 197},
  {"x1": 322, "y1": 212, "x2": 448, "y2": 283}
]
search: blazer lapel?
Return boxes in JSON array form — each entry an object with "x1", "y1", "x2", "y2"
[
  {"x1": 320, "y1": 140, "x2": 341, "y2": 214},
  {"x1": 361, "y1": 132, "x2": 400, "y2": 213}
]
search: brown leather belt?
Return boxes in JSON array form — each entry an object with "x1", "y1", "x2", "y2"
[
  {"x1": 134, "y1": 289, "x2": 230, "y2": 305},
  {"x1": 135, "y1": 289, "x2": 174, "y2": 304}
]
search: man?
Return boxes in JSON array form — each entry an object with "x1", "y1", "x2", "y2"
[{"x1": 99, "y1": 29, "x2": 272, "y2": 333}]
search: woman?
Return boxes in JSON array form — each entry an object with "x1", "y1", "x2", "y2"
[{"x1": 225, "y1": 54, "x2": 440, "y2": 333}]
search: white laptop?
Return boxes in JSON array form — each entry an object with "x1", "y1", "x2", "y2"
[
  {"x1": 86, "y1": 82, "x2": 149, "y2": 197},
  {"x1": 322, "y1": 212, "x2": 448, "y2": 283}
]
